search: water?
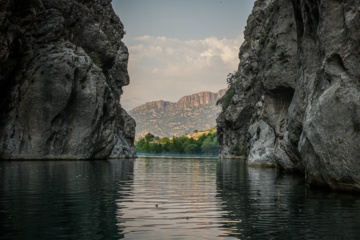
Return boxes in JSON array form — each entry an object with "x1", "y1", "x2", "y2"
[{"x1": 1, "y1": 157, "x2": 360, "y2": 240}]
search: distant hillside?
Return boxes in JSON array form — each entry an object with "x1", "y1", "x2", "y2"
[
  {"x1": 130, "y1": 89, "x2": 226, "y2": 138},
  {"x1": 185, "y1": 127, "x2": 217, "y2": 140}
]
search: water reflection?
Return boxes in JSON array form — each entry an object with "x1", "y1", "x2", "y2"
[
  {"x1": 115, "y1": 157, "x2": 232, "y2": 239},
  {"x1": 217, "y1": 159, "x2": 360, "y2": 239},
  {"x1": 1, "y1": 158, "x2": 360, "y2": 239},
  {"x1": 0, "y1": 159, "x2": 135, "y2": 240}
]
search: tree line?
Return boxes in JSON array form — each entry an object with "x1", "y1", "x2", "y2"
[{"x1": 135, "y1": 132, "x2": 220, "y2": 155}]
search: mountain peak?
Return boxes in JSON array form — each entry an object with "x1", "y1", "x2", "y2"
[
  {"x1": 176, "y1": 90, "x2": 223, "y2": 108},
  {"x1": 131, "y1": 100, "x2": 173, "y2": 112},
  {"x1": 129, "y1": 89, "x2": 226, "y2": 138}
]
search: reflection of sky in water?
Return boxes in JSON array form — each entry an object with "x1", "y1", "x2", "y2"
[
  {"x1": 116, "y1": 158, "x2": 360, "y2": 239},
  {"x1": 1, "y1": 158, "x2": 360, "y2": 239},
  {"x1": 116, "y1": 158, "x2": 239, "y2": 239}
]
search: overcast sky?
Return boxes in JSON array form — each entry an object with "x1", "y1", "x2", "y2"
[{"x1": 112, "y1": 0, "x2": 255, "y2": 110}]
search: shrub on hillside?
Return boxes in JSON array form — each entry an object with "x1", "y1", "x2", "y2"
[{"x1": 216, "y1": 71, "x2": 240, "y2": 111}]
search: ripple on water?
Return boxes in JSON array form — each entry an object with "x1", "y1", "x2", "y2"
[{"x1": 1, "y1": 158, "x2": 360, "y2": 239}]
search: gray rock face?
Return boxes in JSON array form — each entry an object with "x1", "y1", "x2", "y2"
[
  {"x1": 0, "y1": 0, "x2": 136, "y2": 159},
  {"x1": 217, "y1": 0, "x2": 360, "y2": 191},
  {"x1": 247, "y1": 120, "x2": 276, "y2": 167},
  {"x1": 292, "y1": 0, "x2": 360, "y2": 191},
  {"x1": 217, "y1": 0, "x2": 297, "y2": 162}
]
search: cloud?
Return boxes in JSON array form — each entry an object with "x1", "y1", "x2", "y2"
[{"x1": 121, "y1": 35, "x2": 244, "y2": 110}]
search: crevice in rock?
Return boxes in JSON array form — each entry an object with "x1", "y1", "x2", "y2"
[
  {"x1": 327, "y1": 53, "x2": 347, "y2": 73},
  {"x1": 291, "y1": 0, "x2": 304, "y2": 43}
]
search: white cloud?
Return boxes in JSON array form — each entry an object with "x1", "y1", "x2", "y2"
[{"x1": 122, "y1": 35, "x2": 244, "y2": 110}]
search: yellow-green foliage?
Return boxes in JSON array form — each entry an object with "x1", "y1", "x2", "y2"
[{"x1": 135, "y1": 130, "x2": 219, "y2": 155}]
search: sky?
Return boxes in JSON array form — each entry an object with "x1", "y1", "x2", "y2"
[{"x1": 112, "y1": 0, "x2": 256, "y2": 110}]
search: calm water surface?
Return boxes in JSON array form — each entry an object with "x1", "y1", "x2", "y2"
[{"x1": 1, "y1": 157, "x2": 360, "y2": 239}]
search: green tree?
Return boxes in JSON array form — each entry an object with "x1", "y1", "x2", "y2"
[
  {"x1": 216, "y1": 71, "x2": 240, "y2": 111},
  {"x1": 162, "y1": 141, "x2": 171, "y2": 153},
  {"x1": 149, "y1": 143, "x2": 162, "y2": 154},
  {"x1": 178, "y1": 135, "x2": 192, "y2": 154},
  {"x1": 145, "y1": 133, "x2": 155, "y2": 143},
  {"x1": 135, "y1": 138, "x2": 145, "y2": 152},
  {"x1": 197, "y1": 133, "x2": 207, "y2": 145},
  {"x1": 226, "y1": 71, "x2": 240, "y2": 87},
  {"x1": 185, "y1": 143, "x2": 198, "y2": 154},
  {"x1": 136, "y1": 130, "x2": 219, "y2": 155},
  {"x1": 161, "y1": 137, "x2": 170, "y2": 144},
  {"x1": 142, "y1": 141, "x2": 150, "y2": 152},
  {"x1": 201, "y1": 133, "x2": 220, "y2": 155},
  {"x1": 170, "y1": 137, "x2": 181, "y2": 153}
]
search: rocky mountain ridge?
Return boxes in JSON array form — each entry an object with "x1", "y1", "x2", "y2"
[
  {"x1": 217, "y1": 0, "x2": 360, "y2": 191},
  {"x1": 0, "y1": 0, "x2": 136, "y2": 159},
  {"x1": 132, "y1": 89, "x2": 226, "y2": 112},
  {"x1": 130, "y1": 89, "x2": 226, "y2": 138}
]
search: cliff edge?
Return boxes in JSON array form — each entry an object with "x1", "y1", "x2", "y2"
[
  {"x1": 0, "y1": 0, "x2": 136, "y2": 159},
  {"x1": 131, "y1": 89, "x2": 226, "y2": 138},
  {"x1": 217, "y1": 0, "x2": 360, "y2": 191}
]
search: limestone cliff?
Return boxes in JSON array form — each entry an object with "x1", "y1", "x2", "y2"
[
  {"x1": 217, "y1": 0, "x2": 360, "y2": 191},
  {"x1": 0, "y1": 0, "x2": 136, "y2": 159},
  {"x1": 131, "y1": 89, "x2": 226, "y2": 138}
]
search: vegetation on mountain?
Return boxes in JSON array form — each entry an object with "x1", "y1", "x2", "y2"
[
  {"x1": 135, "y1": 128, "x2": 219, "y2": 155},
  {"x1": 185, "y1": 127, "x2": 217, "y2": 140},
  {"x1": 130, "y1": 90, "x2": 226, "y2": 138}
]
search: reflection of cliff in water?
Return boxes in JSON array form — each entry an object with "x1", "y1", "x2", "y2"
[
  {"x1": 216, "y1": 159, "x2": 360, "y2": 239},
  {"x1": 0, "y1": 159, "x2": 135, "y2": 239}
]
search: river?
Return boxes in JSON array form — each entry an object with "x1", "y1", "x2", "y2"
[{"x1": 1, "y1": 157, "x2": 360, "y2": 239}]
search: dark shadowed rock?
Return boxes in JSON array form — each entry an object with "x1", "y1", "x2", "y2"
[
  {"x1": 292, "y1": 0, "x2": 360, "y2": 191},
  {"x1": 0, "y1": 0, "x2": 135, "y2": 159}
]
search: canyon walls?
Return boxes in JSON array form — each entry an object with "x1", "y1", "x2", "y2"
[
  {"x1": 0, "y1": 0, "x2": 136, "y2": 159},
  {"x1": 217, "y1": 0, "x2": 360, "y2": 191}
]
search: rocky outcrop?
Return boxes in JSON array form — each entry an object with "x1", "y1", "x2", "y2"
[
  {"x1": 217, "y1": 0, "x2": 297, "y2": 163},
  {"x1": 176, "y1": 89, "x2": 227, "y2": 108},
  {"x1": 292, "y1": 0, "x2": 360, "y2": 191},
  {"x1": 130, "y1": 89, "x2": 226, "y2": 138},
  {"x1": 0, "y1": 0, "x2": 136, "y2": 159},
  {"x1": 247, "y1": 120, "x2": 276, "y2": 167},
  {"x1": 217, "y1": 0, "x2": 360, "y2": 191}
]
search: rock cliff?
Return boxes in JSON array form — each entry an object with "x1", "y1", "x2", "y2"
[
  {"x1": 217, "y1": 0, "x2": 360, "y2": 191},
  {"x1": 0, "y1": 0, "x2": 136, "y2": 159},
  {"x1": 131, "y1": 89, "x2": 226, "y2": 138}
]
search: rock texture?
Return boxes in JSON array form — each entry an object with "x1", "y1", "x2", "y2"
[
  {"x1": 217, "y1": 0, "x2": 297, "y2": 163},
  {"x1": 217, "y1": 0, "x2": 360, "y2": 191},
  {"x1": 247, "y1": 120, "x2": 276, "y2": 167},
  {"x1": 131, "y1": 89, "x2": 226, "y2": 138},
  {"x1": 0, "y1": 0, "x2": 136, "y2": 159}
]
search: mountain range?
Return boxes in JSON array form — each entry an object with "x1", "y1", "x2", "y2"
[{"x1": 130, "y1": 89, "x2": 226, "y2": 139}]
